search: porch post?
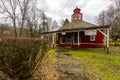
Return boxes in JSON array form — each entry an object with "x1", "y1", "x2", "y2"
[
  {"x1": 106, "y1": 29, "x2": 109, "y2": 53},
  {"x1": 78, "y1": 31, "x2": 79, "y2": 46},
  {"x1": 52, "y1": 33, "x2": 55, "y2": 47},
  {"x1": 104, "y1": 30, "x2": 107, "y2": 50}
]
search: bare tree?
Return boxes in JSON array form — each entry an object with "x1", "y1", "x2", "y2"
[
  {"x1": 51, "y1": 20, "x2": 58, "y2": 31},
  {"x1": 108, "y1": 0, "x2": 120, "y2": 45},
  {"x1": 41, "y1": 13, "x2": 49, "y2": 33},
  {"x1": 25, "y1": 6, "x2": 42, "y2": 37},
  {"x1": 96, "y1": 11, "x2": 107, "y2": 25},
  {"x1": 97, "y1": 0, "x2": 120, "y2": 45},
  {"x1": 114, "y1": 0, "x2": 120, "y2": 30},
  {"x1": 18, "y1": 0, "x2": 36, "y2": 37},
  {"x1": 0, "y1": 0, "x2": 18, "y2": 37}
]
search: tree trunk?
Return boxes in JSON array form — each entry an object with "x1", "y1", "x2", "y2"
[
  {"x1": 19, "y1": 15, "x2": 25, "y2": 37},
  {"x1": 19, "y1": 21, "x2": 24, "y2": 37},
  {"x1": 13, "y1": 18, "x2": 18, "y2": 37}
]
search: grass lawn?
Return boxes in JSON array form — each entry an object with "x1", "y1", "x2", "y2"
[
  {"x1": 110, "y1": 39, "x2": 120, "y2": 46},
  {"x1": 67, "y1": 46, "x2": 120, "y2": 80}
]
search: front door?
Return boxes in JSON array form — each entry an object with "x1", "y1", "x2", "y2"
[{"x1": 66, "y1": 33, "x2": 72, "y2": 46}]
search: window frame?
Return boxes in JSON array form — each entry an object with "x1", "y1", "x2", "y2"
[{"x1": 90, "y1": 35, "x2": 96, "y2": 41}]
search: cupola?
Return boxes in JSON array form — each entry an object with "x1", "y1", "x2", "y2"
[{"x1": 71, "y1": 6, "x2": 83, "y2": 21}]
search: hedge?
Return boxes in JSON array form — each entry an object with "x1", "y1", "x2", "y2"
[{"x1": 0, "y1": 38, "x2": 49, "y2": 80}]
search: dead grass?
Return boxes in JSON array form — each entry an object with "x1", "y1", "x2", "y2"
[{"x1": 31, "y1": 49, "x2": 64, "y2": 80}]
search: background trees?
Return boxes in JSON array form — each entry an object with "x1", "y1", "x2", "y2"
[
  {"x1": 96, "y1": 0, "x2": 120, "y2": 43},
  {"x1": 0, "y1": 0, "x2": 19, "y2": 37},
  {"x1": 0, "y1": 0, "x2": 58, "y2": 38},
  {"x1": 18, "y1": 0, "x2": 36, "y2": 37}
]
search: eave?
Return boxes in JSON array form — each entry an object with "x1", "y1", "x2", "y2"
[{"x1": 41, "y1": 25, "x2": 111, "y2": 34}]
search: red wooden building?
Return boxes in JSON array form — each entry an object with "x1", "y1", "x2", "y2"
[
  {"x1": 55, "y1": 7, "x2": 110, "y2": 48},
  {"x1": 42, "y1": 7, "x2": 110, "y2": 50}
]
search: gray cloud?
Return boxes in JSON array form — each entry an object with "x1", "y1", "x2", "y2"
[{"x1": 37, "y1": 0, "x2": 112, "y2": 25}]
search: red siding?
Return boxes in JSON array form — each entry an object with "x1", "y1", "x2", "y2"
[
  {"x1": 80, "y1": 30, "x2": 103, "y2": 48},
  {"x1": 57, "y1": 31, "x2": 103, "y2": 48}
]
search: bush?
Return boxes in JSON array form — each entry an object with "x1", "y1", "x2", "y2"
[{"x1": 0, "y1": 38, "x2": 49, "y2": 80}]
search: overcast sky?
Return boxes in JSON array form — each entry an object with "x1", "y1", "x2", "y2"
[{"x1": 37, "y1": 0, "x2": 112, "y2": 25}]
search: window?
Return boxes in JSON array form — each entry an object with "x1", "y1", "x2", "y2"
[
  {"x1": 90, "y1": 35, "x2": 95, "y2": 41},
  {"x1": 78, "y1": 14, "x2": 81, "y2": 20},
  {"x1": 73, "y1": 15, "x2": 77, "y2": 20},
  {"x1": 73, "y1": 32, "x2": 78, "y2": 44},
  {"x1": 74, "y1": 17, "x2": 77, "y2": 20},
  {"x1": 60, "y1": 35, "x2": 66, "y2": 44}
]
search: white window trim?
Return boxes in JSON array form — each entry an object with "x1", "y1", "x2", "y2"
[{"x1": 90, "y1": 35, "x2": 96, "y2": 41}]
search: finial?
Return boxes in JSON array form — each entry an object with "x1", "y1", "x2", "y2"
[{"x1": 76, "y1": 6, "x2": 78, "y2": 8}]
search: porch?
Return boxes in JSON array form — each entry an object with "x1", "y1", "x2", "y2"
[
  {"x1": 57, "y1": 31, "x2": 103, "y2": 48},
  {"x1": 58, "y1": 32, "x2": 80, "y2": 47}
]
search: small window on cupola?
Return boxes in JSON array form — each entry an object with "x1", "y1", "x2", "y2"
[
  {"x1": 74, "y1": 15, "x2": 77, "y2": 20},
  {"x1": 78, "y1": 14, "x2": 81, "y2": 20}
]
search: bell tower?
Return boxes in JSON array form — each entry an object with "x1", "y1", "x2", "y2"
[{"x1": 71, "y1": 6, "x2": 83, "y2": 21}]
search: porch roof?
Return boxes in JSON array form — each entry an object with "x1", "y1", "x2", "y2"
[
  {"x1": 41, "y1": 25, "x2": 110, "y2": 34},
  {"x1": 41, "y1": 20, "x2": 110, "y2": 34}
]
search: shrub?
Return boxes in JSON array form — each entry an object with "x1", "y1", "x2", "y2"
[{"x1": 0, "y1": 38, "x2": 49, "y2": 80}]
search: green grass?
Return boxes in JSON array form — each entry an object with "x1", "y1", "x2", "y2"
[
  {"x1": 48, "y1": 46, "x2": 120, "y2": 80},
  {"x1": 110, "y1": 39, "x2": 120, "y2": 46},
  {"x1": 67, "y1": 47, "x2": 120, "y2": 80},
  {"x1": 48, "y1": 48, "x2": 56, "y2": 55}
]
